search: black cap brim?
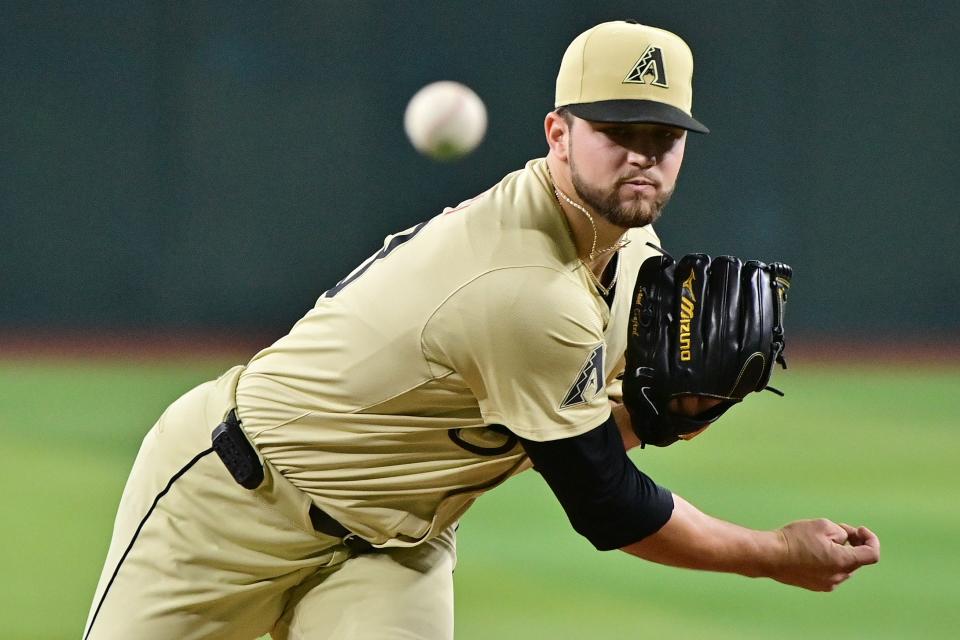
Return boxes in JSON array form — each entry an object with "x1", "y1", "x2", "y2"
[{"x1": 565, "y1": 99, "x2": 709, "y2": 134}]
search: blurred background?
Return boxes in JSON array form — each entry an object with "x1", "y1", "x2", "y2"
[
  {"x1": 2, "y1": 1, "x2": 958, "y2": 638},
  {"x1": 4, "y1": 0, "x2": 959, "y2": 339}
]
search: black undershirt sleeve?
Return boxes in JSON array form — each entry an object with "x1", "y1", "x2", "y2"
[{"x1": 513, "y1": 413, "x2": 674, "y2": 551}]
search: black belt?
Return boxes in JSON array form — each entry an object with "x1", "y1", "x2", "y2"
[
  {"x1": 308, "y1": 503, "x2": 373, "y2": 554},
  {"x1": 212, "y1": 409, "x2": 373, "y2": 554}
]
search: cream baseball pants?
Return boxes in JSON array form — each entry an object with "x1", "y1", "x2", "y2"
[{"x1": 83, "y1": 367, "x2": 457, "y2": 640}]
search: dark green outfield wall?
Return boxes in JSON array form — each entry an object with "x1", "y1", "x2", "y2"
[{"x1": 2, "y1": 2, "x2": 958, "y2": 337}]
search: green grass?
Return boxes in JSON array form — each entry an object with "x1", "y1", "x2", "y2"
[{"x1": 1, "y1": 359, "x2": 957, "y2": 638}]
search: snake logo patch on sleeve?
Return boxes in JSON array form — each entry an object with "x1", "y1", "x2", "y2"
[{"x1": 559, "y1": 343, "x2": 605, "y2": 409}]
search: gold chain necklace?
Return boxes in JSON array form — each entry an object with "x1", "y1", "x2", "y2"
[
  {"x1": 552, "y1": 186, "x2": 630, "y2": 261},
  {"x1": 546, "y1": 168, "x2": 629, "y2": 297}
]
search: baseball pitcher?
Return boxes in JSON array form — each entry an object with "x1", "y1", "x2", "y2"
[{"x1": 84, "y1": 21, "x2": 879, "y2": 640}]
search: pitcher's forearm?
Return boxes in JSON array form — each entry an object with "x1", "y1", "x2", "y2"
[{"x1": 621, "y1": 494, "x2": 784, "y2": 578}]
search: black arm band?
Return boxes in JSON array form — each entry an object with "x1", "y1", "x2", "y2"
[{"x1": 516, "y1": 414, "x2": 674, "y2": 551}]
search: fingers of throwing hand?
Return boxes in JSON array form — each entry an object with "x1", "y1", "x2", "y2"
[
  {"x1": 845, "y1": 528, "x2": 881, "y2": 568},
  {"x1": 856, "y1": 526, "x2": 880, "y2": 553},
  {"x1": 779, "y1": 519, "x2": 879, "y2": 590},
  {"x1": 827, "y1": 522, "x2": 879, "y2": 572},
  {"x1": 837, "y1": 522, "x2": 859, "y2": 541}
]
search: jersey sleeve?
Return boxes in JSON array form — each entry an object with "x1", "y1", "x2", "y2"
[{"x1": 422, "y1": 267, "x2": 609, "y2": 442}]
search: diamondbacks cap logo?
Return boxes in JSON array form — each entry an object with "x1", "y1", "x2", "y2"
[
  {"x1": 623, "y1": 45, "x2": 669, "y2": 88},
  {"x1": 560, "y1": 344, "x2": 605, "y2": 409}
]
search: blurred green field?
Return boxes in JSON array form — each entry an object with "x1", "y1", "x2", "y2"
[{"x1": 2, "y1": 357, "x2": 958, "y2": 638}]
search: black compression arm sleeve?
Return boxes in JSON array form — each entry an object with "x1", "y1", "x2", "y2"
[{"x1": 516, "y1": 414, "x2": 674, "y2": 551}]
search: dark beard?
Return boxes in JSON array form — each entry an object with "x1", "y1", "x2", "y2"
[{"x1": 569, "y1": 151, "x2": 673, "y2": 228}]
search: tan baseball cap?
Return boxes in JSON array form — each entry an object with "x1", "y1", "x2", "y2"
[{"x1": 555, "y1": 20, "x2": 709, "y2": 133}]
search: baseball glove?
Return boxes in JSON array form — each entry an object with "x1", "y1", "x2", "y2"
[{"x1": 623, "y1": 248, "x2": 792, "y2": 447}]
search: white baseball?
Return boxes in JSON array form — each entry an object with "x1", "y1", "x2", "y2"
[{"x1": 404, "y1": 81, "x2": 487, "y2": 161}]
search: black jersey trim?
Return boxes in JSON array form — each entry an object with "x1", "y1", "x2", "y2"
[
  {"x1": 323, "y1": 220, "x2": 429, "y2": 298},
  {"x1": 448, "y1": 424, "x2": 519, "y2": 456},
  {"x1": 83, "y1": 447, "x2": 215, "y2": 640},
  {"x1": 601, "y1": 252, "x2": 619, "y2": 307}
]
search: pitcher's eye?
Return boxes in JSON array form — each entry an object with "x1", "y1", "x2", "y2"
[
  {"x1": 602, "y1": 126, "x2": 627, "y2": 137},
  {"x1": 659, "y1": 127, "x2": 683, "y2": 140}
]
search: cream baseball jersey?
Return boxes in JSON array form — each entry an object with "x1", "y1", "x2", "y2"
[{"x1": 234, "y1": 158, "x2": 662, "y2": 547}]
